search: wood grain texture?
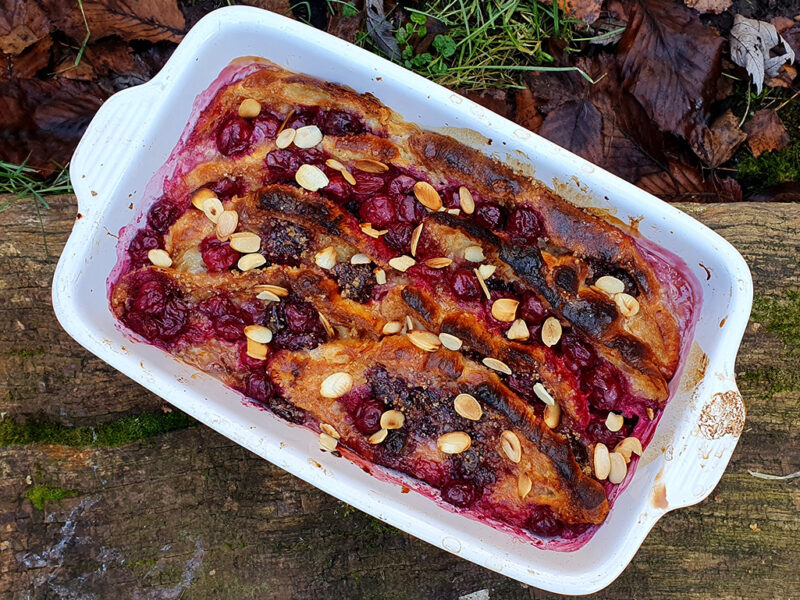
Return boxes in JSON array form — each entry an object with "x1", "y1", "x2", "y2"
[{"x1": 1, "y1": 196, "x2": 798, "y2": 599}]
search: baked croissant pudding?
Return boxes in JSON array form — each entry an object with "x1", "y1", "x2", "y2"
[{"x1": 110, "y1": 58, "x2": 698, "y2": 542}]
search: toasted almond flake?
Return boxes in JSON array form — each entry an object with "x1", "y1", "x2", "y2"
[
  {"x1": 407, "y1": 330, "x2": 440, "y2": 352},
  {"x1": 447, "y1": 208, "x2": 461, "y2": 216},
  {"x1": 253, "y1": 284, "x2": 288, "y2": 297},
  {"x1": 341, "y1": 169, "x2": 356, "y2": 185},
  {"x1": 294, "y1": 125, "x2": 323, "y2": 148},
  {"x1": 315, "y1": 246, "x2": 337, "y2": 270},
  {"x1": 350, "y1": 253, "x2": 371, "y2": 265},
  {"x1": 295, "y1": 164, "x2": 329, "y2": 192},
  {"x1": 482, "y1": 357, "x2": 511, "y2": 375},
  {"x1": 275, "y1": 127, "x2": 296, "y2": 149},
  {"x1": 438, "y1": 332, "x2": 462, "y2": 351},
  {"x1": 425, "y1": 257, "x2": 452, "y2": 269},
  {"x1": 388, "y1": 255, "x2": 416, "y2": 272},
  {"x1": 202, "y1": 196, "x2": 224, "y2": 223},
  {"x1": 518, "y1": 473, "x2": 532, "y2": 499},
  {"x1": 473, "y1": 268, "x2": 492, "y2": 300},
  {"x1": 615, "y1": 292, "x2": 640, "y2": 317},
  {"x1": 382, "y1": 320, "x2": 402, "y2": 335},
  {"x1": 492, "y1": 298, "x2": 519, "y2": 322},
  {"x1": 244, "y1": 325, "x2": 273, "y2": 344},
  {"x1": 374, "y1": 268, "x2": 386, "y2": 285},
  {"x1": 320, "y1": 372, "x2": 353, "y2": 399},
  {"x1": 413, "y1": 181, "x2": 442, "y2": 211},
  {"x1": 369, "y1": 428, "x2": 388, "y2": 444},
  {"x1": 593, "y1": 443, "x2": 611, "y2": 480},
  {"x1": 147, "y1": 249, "x2": 172, "y2": 268},
  {"x1": 191, "y1": 188, "x2": 217, "y2": 210},
  {"x1": 321, "y1": 423, "x2": 340, "y2": 439},
  {"x1": 458, "y1": 186, "x2": 475, "y2": 214},
  {"x1": 325, "y1": 158, "x2": 346, "y2": 171},
  {"x1": 533, "y1": 382, "x2": 555, "y2": 406},
  {"x1": 246, "y1": 338, "x2": 267, "y2": 360},
  {"x1": 646, "y1": 407, "x2": 655, "y2": 420},
  {"x1": 454, "y1": 393, "x2": 482, "y2": 421},
  {"x1": 319, "y1": 431, "x2": 338, "y2": 452},
  {"x1": 605, "y1": 412, "x2": 624, "y2": 432},
  {"x1": 464, "y1": 245, "x2": 485, "y2": 262},
  {"x1": 595, "y1": 275, "x2": 625, "y2": 295},
  {"x1": 229, "y1": 232, "x2": 261, "y2": 253},
  {"x1": 608, "y1": 452, "x2": 628, "y2": 484},
  {"x1": 500, "y1": 430, "x2": 522, "y2": 463},
  {"x1": 405, "y1": 315, "x2": 414, "y2": 331},
  {"x1": 256, "y1": 290, "x2": 281, "y2": 302},
  {"x1": 541, "y1": 317, "x2": 562, "y2": 347},
  {"x1": 238, "y1": 98, "x2": 261, "y2": 118},
  {"x1": 277, "y1": 109, "x2": 294, "y2": 134},
  {"x1": 354, "y1": 158, "x2": 389, "y2": 173},
  {"x1": 380, "y1": 409, "x2": 405, "y2": 430},
  {"x1": 215, "y1": 209, "x2": 239, "y2": 241},
  {"x1": 506, "y1": 318, "x2": 529, "y2": 341},
  {"x1": 614, "y1": 437, "x2": 643, "y2": 463},
  {"x1": 360, "y1": 223, "x2": 388, "y2": 238},
  {"x1": 437, "y1": 431, "x2": 471, "y2": 454},
  {"x1": 319, "y1": 312, "x2": 335, "y2": 337},
  {"x1": 410, "y1": 223, "x2": 423, "y2": 257},
  {"x1": 478, "y1": 264, "x2": 496, "y2": 279},
  {"x1": 544, "y1": 402, "x2": 561, "y2": 429}
]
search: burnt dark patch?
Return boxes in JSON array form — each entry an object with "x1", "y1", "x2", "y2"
[
  {"x1": 609, "y1": 335, "x2": 648, "y2": 369},
  {"x1": 401, "y1": 286, "x2": 438, "y2": 326},
  {"x1": 259, "y1": 186, "x2": 341, "y2": 235},
  {"x1": 259, "y1": 219, "x2": 310, "y2": 266},
  {"x1": 588, "y1": 260, "x2": 641, "y2": 296},
  {"x1": 332, "y1": 262, "x2": 374, "y2": 303},
  {"x1": 554, "y1": 266, "x2": 579, "y2": 295},
  {"x1": 561, "y1": 298, "x2": 618, "y2": 338},
  {"x1": 440, "y1": 315, "x2": 493, "y2": 357},
  {"x1": 428, "y1": 211, "x2": 500, "y2": 248}
]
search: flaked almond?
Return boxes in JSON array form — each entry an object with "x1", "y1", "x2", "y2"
[
  {"x1": 500, "y1": 430, "x2": 522, "y2": 463},
  {"x1": 447, "y1": 208, "x2": 461, "y2": 216},
  {"x1": 294, "y1": 124, "x2": 323, "y2": 148},
  {"x1": 646, "y1": 407, "x2": 655, "y2": 420},
  {"x1": 320, "y1": 372, "x2": 353, "y2": 399},
  {"x1": 491, "y1": 298, "x2": 519, "y2": 322},
  {"x1": 608, "y1": 451, "x2": 628, "y2": 484},
  {"x1": 453, "y1": 393, "x2": 482, "y2": 421},
  {"x1": 473, "y1": 268, "x2": 491, "y2": 300},
  {"x1": 369, "y1": 428, "x2": 388, "y2": 444},
  {"x1": 215, "y1": 209, "x2": 239, "y2": 241},
  {"x1": 321, "y1": 423, "x2": 340, "y2": 439},
  {"x1": 238, "y1": 98, "x2": 261, "y2": 118},
  {"x1": 354, "y1": 158, "x2": 389, "y2": 173},
  {"x1": 256, "y1": 290, "x2": 281, "y2": 302},
  {"x1": 254, "y1": 284, "x2": 289, "y2": 297},
  {"x1": 202, "y1": 196, "x2": 224, "y2": 223},
  {"x1": 275, "y1": 127, "x2": 296, "y2": 149},
  {"x1": 595, "y1": 275, "x2": 625, "y2": 295},
  {"x1": 410, "y1": 223, "x2": 423, "y2": 257},
  {"x1": 614, "y1": 437, "x2": 643, "y2": 463},
  {"x1": 360, "y1": 223, "x2": 388, "y2": 238},
  {"x1": 191, "y1": 188, "x2": 217, "y2": 210},
  {"x1": 229, "y1": 232, "x2": 261, "y2": 253},
  {"x1": 425, "y1": 257, "x2": 452, "y2": 269},
  {"x1": 437, "y1": 431, "x2": 471, "y2": 454},
  {"x1": 605, "y1": 412, "x2": 624, "y2": 432},
  {"x1": 533, "y1": 382, "x2": 555, "y2": 406},
  {"x1": 593, "y1": 443, "x2": 611, "y2": 480},
  {"x1": 464, "y1": 245, "x2": 485, "y2": 262},
  {"x1": 326, "y1": 158, "x2": 346, "y2": 171},
  {"x1": 315, "y1": 246, "x2": 337, "y2": 270},
  {"x1": 374, "y1": 268, "x2": 386, "y2": 285},
  {"x1": 382, "y1": 320, "x2": 402, "y2": 335},
  {"x1": 478, "y1": 264, "x2": 496, "y2": 279},
  {"x1": 351, "y1": 253, "x2": 371, "y2": 265},
  {"x1": 413, "y1": 181, "x2": 442, "y2": 211},
  {"x1": 341, "y1": 169, "x2": 356, "y2": 185},
  {"x1": 518, "y1": 473, "x2": 532, "y2": 500},
  {"x1": 615, "y1": 292, "x2": 640, "y2": 317},
  {"x1": 295, "y1": 164, "x2": 329, "y2": 192},
  {"x1": 319, "y1": 431, "x2": 338, "y2": 452},
  {"x1": 319, "y1": 312, "x2": 335, "y2": 337},
  {"x1": 544, "y1": 402, "x2": 561, "y2": 429},
  {"x1": 380, "y1": 409, "x2": 405, "y2": 430},
  {"x1": 458, "y1": 186, "x2": 475, "y2": 214},
  {"x1": 482, "y1": 357, "x2": 511, "y2": 375},
  {"x1": 246, "y1": 338, "x2": 267, "y2": 360},
  {"x1": 407, "y1": 330, "x2": 441, "y2": 352},
  {"x1": 147, "y1": 248, "x2": 172, "y2": 268},
  {"x1": 438, "y1": 332, "x2": 462, "y2": 351},
  {"x1": 244, "y1": 325, "x2": 273, "y2": 344},
  {"x1": 404, "y1": 315, "x2": 414, "y2": 331},
  {"x1": 388, "y1": 255, "x2": 416, "y2": 272},
  {"x1": 506, "y1": 318, "x2": 529, "y2": 341},
  {"x1": 541, "y1": 317, "x2": 562, "y2": 347}
]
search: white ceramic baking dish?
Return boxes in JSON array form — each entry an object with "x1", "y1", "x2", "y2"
[{"x1": 53, "y1": 6, "x2": 752, "y2": 594}]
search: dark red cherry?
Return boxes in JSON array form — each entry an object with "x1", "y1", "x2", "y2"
[
  {"x1": 322, "y1": 173, "x2": 350, "y2": 202},
  {"x1": 213, "y1": 313, "x2": 246, "y2": 342},
  {"x1": 395, "y1": 194, "x2": 426, "y2": 223},
  {"x1": 386, "y1": 174, "x2": 416, "y2": 198},
  {"x1": 506, "y1": 206, "x2": 544, "y2": 244},
  {"x1": 132, "y1": 280, "x2": 167, "y2": 315},
  {"x1": 209, "y1": 177, "x2": 245, "y2": 201},
  {"x1": 519, "y1": 294, "x2": 548, "y2": 324},
  {"x1": 147, "y1": 197, "x2": 180, "y2": 234},
  {"x1": 216, "y1": 115, "x2": 254, "y2": 156},
  {"x1": 582, "y1": 361, "x2": 624, "y2": 411},
  {"x1": 253, "y1": 112, "x2": 282, "y2": 139},
  {"x1": 265, "y1": 149, "x2": 302, "y2": 181},
  {"x1": 284, "y1": 302, "x2": 317, "y2": 334},
  {"x1": 128, "y1": 228, "x2": 161, "y2": 266},
  {"x1": 245, "y1": 371, "x2": 274, "y2": 402},
  {"x1": 527, "y1": 506, "x2": 563, "y2": 537},
  {"x1": 441, "y1": 479, "x2": 482, "y2": 508},
  {"x1": 351, "y1": 398, "x2": 384, "y2": 434},
  {"x1": 359, "y1": 195, "x2": 395, "y2": 228},
  {"x1": 560, "y1": 332, "x2": 597, "y2": 371},
  {"x1": 383, "y1": 223, "x2": 413, "y2": 254},
  {"x1": 200, "y1": 237, "x2": 239, "y2": 272},
  {"x1": 351, "y1": 173, "x2": 386, "y2": 199},
  {"x1": 474, "y1": 202, "x2": 506, "y2": 230},
  {"x1": 317, "y1": 109, "x2": 366, "y2": 136},
  {"x1": 451, "y1": 269, "x2": 481, "y2": 301}
]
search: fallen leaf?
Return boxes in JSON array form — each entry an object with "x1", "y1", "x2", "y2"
[
  {"x1": 459, "y1": 89, "x2": 513, "y2": 120},
  {"x1": 586, "y1": 17, "x2": 627, "y2": 46},
  {"x1": 0, "y1": 0, "x2": 52, "y2": 54},
  {"x1": 365, "y1": 0, "x2": 399, "y2": 60},
  {"x1": 618, "y1": 0, "x2": 723, "y2": 150},
  {"x1": 747, "y1": 182, "x2": 800, "y2": 202},
  {"x1": 690, "y1": 109, "x2": 747, "y2": 168},
  {"x1": 769, "y1": 17, "x2": 795, "y2": 34},
  {"x1": 239, "y1": 0, "x2": 292, "y2": 15},
  {"x1": 743, "y1": 109, "x2": 789, "y2": 157},
  {"x1": 514, "y1": 88, "x2": 544, "y2": 133},
  {"x1": 2, "y1": 35, "x2": 52, "y2": 81},
  {"x1": 637, "y1": 157, "x2": 742, "y2": 202},
  {"x1": 767, "y1": 63, "x2": 797, "y2": 88},
  {"x1": 781, "y1": 24, "x2": 800, "y2": 58},
  {"x1": 684, "y1": 0, "x2": 731, "y2": 15},
  {"x1": 539, "y1": 98, "x2": 604, "y2": 165},
  {"x1": 557, "y1": 0, "x2": 603, "y2": 24},
  {"x1": 730, "y1": 15, "x2": 795, "y2": 94},
  {"x1": 327, "y1": 12, "x2": 362, "y2": 44}
]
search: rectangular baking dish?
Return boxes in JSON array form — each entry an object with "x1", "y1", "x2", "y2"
[{"x1": 53, "y1": 6, "x2": 752, "y2": 595}]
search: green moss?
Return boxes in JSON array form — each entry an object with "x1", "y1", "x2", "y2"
[
  {"x1": 6, "y1": 348, "x2": 46, "y2": 358},
  {"x1": 0, "y1": 411, "x2": 196, "y2": 447},
  {"x1": 740, "y1": 368, "x2": 800, "y2": 397},
  {"x1": 751, "y1": 291, "x2": 800, "y2": 354},
  {"x1": 24, "y1": 485, "x2": 79, "y2": 510}
]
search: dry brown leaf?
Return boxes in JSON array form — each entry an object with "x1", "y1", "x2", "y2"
[
  {"x1": 690, "y1": 109, "x2": 747, "y2": 168},
  {"x1": 327, "y1": 12, "x2": 362, "y2": 43},
  {"x1": 514, "y1": 88, "x2": 544, "y2": 133},
  {"x1": 637, "y1": 157, "x2": 742, "y2": 203},
  {"x1": 3, "y1": 35, "x2": 52, "y2": 80},
  {"x1": 557, "y1": 0, "x2": 603, "y2": 24},
  {"x1": 730, "y1": 15, "x2": 795, "y2": 94},
  {"x1": 767, "y1": 63, "x2": 797, "y2": 88},
  {"x1": 0, "y1": 1, "x2": 51, "y2": 54},
  {"x1": 743, "y1": 109, "x2": 790, "y2": 157},
  {"x1": 684, "y1": 0, "x2": 731, "y2": 15},
  {"x1": 239, "y1": 0, "x2": 293, "y2": 16}
]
